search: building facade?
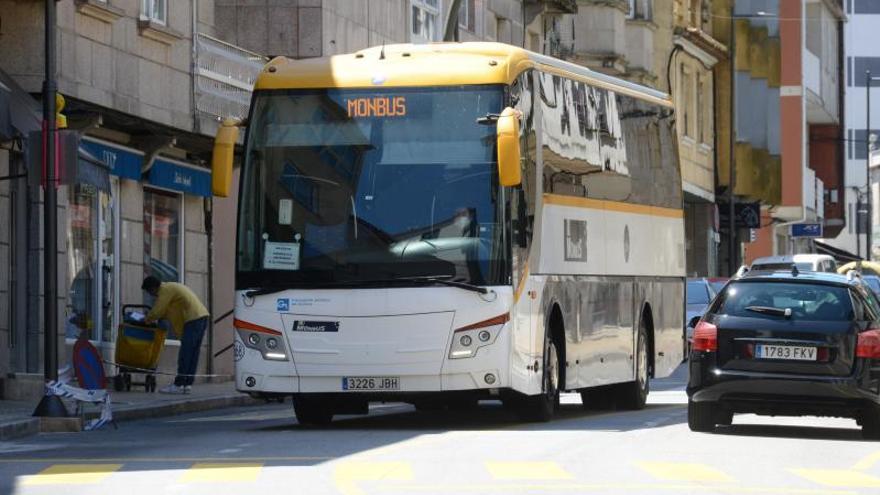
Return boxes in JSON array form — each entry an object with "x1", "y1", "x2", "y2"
[
  {"x1": 0, "y1": 0, "x2": 261, "y2": 399},
  {"x1": 825, "y1": 0, "x2": 879, "y2": 260},
  {"x1": 714, "y1": 0, "x2": 844, "y2": 268}
]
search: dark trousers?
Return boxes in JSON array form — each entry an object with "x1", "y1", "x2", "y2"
[{"x1": 174, "y1": 317, "x2": 208, "y2": 386}]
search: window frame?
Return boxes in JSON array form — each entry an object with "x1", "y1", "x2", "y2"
[
  {"x1": 140, "y1": 0, "x2": 167, "y2": 25},
  {"x1": 411, "y1": 0, "x2": 442, "y2": 42}
]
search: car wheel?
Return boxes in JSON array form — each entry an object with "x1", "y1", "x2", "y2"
[
  {"x1": 862, "y1": 408, "x2": 880, "y2": 440},
  {"x1": 617, "y1": 321, "x2": 650, "y2": 410},
  {"x1": 293, "y1": 396, "x2": 334, "y2": 426},
  {"x1": 688, "y1": 399, "x2": 717, "y2": 433},
  {"x1": 518, "y1": 336, "x2": 560, "y2": 422}
]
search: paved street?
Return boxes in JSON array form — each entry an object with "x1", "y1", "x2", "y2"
[{"x1": 1, "y1": 366, "x2": 878, "y2": 495}]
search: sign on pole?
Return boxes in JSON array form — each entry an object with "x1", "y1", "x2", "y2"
[{"x1": 791, "y1": 223, "x2": 823, "y2": 238}]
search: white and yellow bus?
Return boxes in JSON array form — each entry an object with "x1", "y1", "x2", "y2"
[{"x1": 212, "y1": 42, "x2": 685, "y2": 424}]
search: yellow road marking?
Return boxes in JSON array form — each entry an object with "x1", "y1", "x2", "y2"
[
  {"x1": 179, "y1": 462, "x2": 263, "y2": 483},
  {"x1": 21, "y1": 464, "x2": 122, "y2": 485},
  {"x1": 637, "y1": 461, "x2": 734, "y2": 483},
  {"x1": 376, "y1": 482, "x2": 854, "y2": 494},
  {"x1": 333, "y1": 461, "x2": 413, "y2": 495},
  {"x1": 485, "y1": 461, "x2": 573, "y2": 480},
  {"x1": 791, "y1": 468, "x2": 880, "y2": 488},
  {"x1": 852, "y1": 451, "x2": 880, "y2": 471}
]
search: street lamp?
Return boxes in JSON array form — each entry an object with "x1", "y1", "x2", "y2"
[{"x1": 867, "y1": 71, "x2": 880, "y2": 260}]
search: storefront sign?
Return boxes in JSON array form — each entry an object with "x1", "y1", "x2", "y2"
[
  {"x1": 148, "y1": 158, "x2": 212, "y2": 197},
  {"x1": 80, "y1": 137, "x2": 142, "y2": 180}
]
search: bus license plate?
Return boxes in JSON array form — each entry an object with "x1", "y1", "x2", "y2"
[
  {"x1": 755, "y1": 345, "x2": 816, "y2": 361},
  {"x1": 342, "y1": 376, "x2": 400, "y2": 391}
]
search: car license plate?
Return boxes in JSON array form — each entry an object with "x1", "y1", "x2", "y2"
[
  {"x1": 755, "y1": 344, "x2": 817, "y2": 361},
  {"x1": 342, "y1": 376, "x2": 400, "y2": 391}
]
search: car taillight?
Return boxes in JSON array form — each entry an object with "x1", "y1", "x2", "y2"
[
  {"x1": 817, "y1": 347, "x2": 830, "y2": 362},
  {"x1": 857, "y1": 329, "x2": 880, "y2": 359},
  {"x1": 692, "y1": 321, "x2": 718, "y2": 352}
]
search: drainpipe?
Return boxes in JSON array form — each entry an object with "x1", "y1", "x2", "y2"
[{"x1": 205, "y1": 197, "x2": 214, "y2": 380}]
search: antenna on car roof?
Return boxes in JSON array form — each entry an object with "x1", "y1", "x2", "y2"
[
  {"x1": 791, "y1": 264, "x2": 799, "y2": 277},
  {"x1": 380, "y1": 43, "x2": 386, "y2": 60}
]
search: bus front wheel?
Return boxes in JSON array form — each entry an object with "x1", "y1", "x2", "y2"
[
  {"x1": 293, "y1": 396, "x2": 334, "y2": 426},
  {"x1": 517, "y1": 335, "x2": 560, "y2": 422}
]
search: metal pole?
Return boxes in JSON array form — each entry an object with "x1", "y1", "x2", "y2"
[
  {"x1": 43, "y1": 0, "x2": 58, "y2": 382},
  {"x1": 867, "y1": 70, "x2": 872, "y2": 260},
  {"x1": 33, "y1": 0, "x2": 66, "y2": 418},
  {"x1": 728, "y1": 7, "x2": 738, "y2": 275}
]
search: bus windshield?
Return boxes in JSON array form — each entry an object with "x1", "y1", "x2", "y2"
[{"x1": 236, "y1": 85, "x2": 510, "y2": 289}]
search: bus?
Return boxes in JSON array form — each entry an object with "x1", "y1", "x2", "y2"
[{"x1": 212, "y1": 42, "x2": 685, "y2": 424}]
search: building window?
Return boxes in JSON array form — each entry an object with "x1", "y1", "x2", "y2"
[
  {"x1": 697, "y1": 76, "x2": 705, "y2": 143},
  {"x1": 626, "y1": 0, "x2": 652, "y2": 20},
  {"x1": 143, "y1": 188, "x2": 182, "y2": 284},
  {"x1": 412, "y1": 0, "x2": 441, "y2": 42},
  {"x1": 459, "y1": 0, "x2": 475, "y2": 32},
  {"x1": 140, "y1": 0, "x2": 167, "y2": 25},
  {"x1": 680, "y1": 66, "x2": 692, "y2": 138}
]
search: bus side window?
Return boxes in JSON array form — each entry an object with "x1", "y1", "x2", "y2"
[{"x1": 516, "y1": 70, "x2": 536, "y2": 249}]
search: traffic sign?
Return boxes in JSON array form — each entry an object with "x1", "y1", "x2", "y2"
[{"x1": 791, "y1": 223, "x2": 823, "y2": 238}]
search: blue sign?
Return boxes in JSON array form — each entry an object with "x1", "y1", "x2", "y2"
[
  {"x1": 80, "y1": 137, "x2": 143, "y2": 180},
  {"x1": 148, "y1": 158, "x2": 212, "y2": 197},
  {"x1": 791, "y1": 223, "x2": 823, "y2": 238},
  {"x1": 276, "y1": 298, "x2": 290, "y2": 312}
]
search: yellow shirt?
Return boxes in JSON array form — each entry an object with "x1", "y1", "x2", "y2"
[{"x1": 146, "y1": 282, "x2": 209, "y2": 337}]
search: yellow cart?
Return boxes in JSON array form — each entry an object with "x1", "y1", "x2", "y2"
[{"x1": 113, "y1": 305, "x2": 167, "y2": 392}]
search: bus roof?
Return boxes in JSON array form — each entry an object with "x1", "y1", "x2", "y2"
[{"x1": 254, "y1": 42, "x2": 673, "y2": 108}]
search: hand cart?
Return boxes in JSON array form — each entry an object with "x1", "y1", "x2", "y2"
[{"x1": 113, "y1": 304, "x2": 167, "y2": 393}]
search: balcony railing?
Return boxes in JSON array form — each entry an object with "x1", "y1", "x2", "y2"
[{"x1": 195, "y1": 33, "x2": 268, "y2": 126}]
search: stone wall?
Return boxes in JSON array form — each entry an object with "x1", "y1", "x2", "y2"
[{"x1": 215, "y1": 0, "x2": 323, "y2": 58}]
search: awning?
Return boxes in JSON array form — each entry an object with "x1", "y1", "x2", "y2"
[
  {"x1": 147, "y1": 158, "x2": 212, "y2": 197},
  {"x1": 0, "y1": 67, "x2": 41, "y2": 140},
  {"x1": 813, "y1": 240, "x2": 862, "y2": 264},
  {"x1": 80, "y1": 137, "x2": 143, "y2": 180},
  {"x1": 77, "y1": 147, "x2": 111, "y2": 191}
]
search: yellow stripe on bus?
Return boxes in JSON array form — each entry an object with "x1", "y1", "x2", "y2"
[{"x1": 543, "y1": 194, "x2": 684, "y2": 219}]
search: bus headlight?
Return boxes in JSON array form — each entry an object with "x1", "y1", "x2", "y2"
[
  {"x1": 234, "y1": 318, "x2": 289, "y2": 362},
  {"x1": 449, "y1": 314, "x2": 508, "y2": 359}
]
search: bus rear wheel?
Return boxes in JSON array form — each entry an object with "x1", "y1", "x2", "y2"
[
  {"x1": 293, "y1": 396, "x2": 334, "y2": 426},
  {"x1": 518, "y1": 336, "x2": 560, "y2": 422},
  {"x1": 616, "y1": 319, "x2": 649, "y2": 410}
]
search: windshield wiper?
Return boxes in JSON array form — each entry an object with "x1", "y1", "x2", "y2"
[
  {"x1": 243, "y1": 286, "x2": 289, "y2": 298},
  {"x1": 745, "y1": 306, "x2": 792, "y2": 318},
  {"x1": 404, "y1": 275, "x2": 490, "y2": 295}
]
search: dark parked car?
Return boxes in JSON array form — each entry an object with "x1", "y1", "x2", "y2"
[
  {"x1": 685, "y1": 278, "x2": 716, "y2": 345},
  {"x1": 687, "y1": 270, "x2": 880, "y2": 439}
]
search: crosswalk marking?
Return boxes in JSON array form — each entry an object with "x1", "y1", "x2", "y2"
[
  {"x1": 485, "y1": 461, "x2": 573, "y2": 480},
  {"x1": 179, "y1": 462, "x2": 264, "y2": 482},
  {"x1": 791, "y1": 468, "x2": 880, "y2": 488},
  {"x1": 21, "y1": 464, "x2": 122, "y2": 485},
  {"x1": 334, "y1": 462, "x2": 414, "y2": 495},
  {"x1": 637, "y1": 461, "x2": 734, "y2": 483}
]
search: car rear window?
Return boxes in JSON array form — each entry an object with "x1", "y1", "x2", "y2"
[{"x1": 715, "y1": 282, "x2": 853, "y2": 321}]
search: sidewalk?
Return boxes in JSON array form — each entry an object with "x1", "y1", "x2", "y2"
[{"x1": 0, "y1": 380, "x2": 258, "y2": 441}]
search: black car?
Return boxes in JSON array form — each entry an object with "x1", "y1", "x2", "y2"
[{"x1": 687, "y1": 269, "x2": 880, "y2": 438}]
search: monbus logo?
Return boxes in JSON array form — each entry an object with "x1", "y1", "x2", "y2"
[{"x1": 346, "y1": 96, "x2": 406, "y2": 118}]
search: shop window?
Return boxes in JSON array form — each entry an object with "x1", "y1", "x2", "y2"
[
  {"x1": 144, "y1": 188, "x2": 182, "y2": 284},
  {"x1": 66, "y1": 184, "x2": 116, "y2": 342},
  {"x1": 140, "y1": 0, "x2": 167, "y2": 25},
  {"x1": 412, "y1": 0, "x2": 441, "y2": 42}
]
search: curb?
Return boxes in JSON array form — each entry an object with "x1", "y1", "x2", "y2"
[
  {"x1": 0, "y1": 393, "x2": 259, "y2": 441},
  {"x1": 0, "y1": 418, "x2": 40, "y2": 442}
]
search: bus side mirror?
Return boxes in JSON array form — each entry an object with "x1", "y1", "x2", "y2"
[
  {"x1": 496, "y1": 107, "x2": 522, "y2": 187},
  {"x1": 212, "y1": 119, "x2": 240, "y2": 198}
]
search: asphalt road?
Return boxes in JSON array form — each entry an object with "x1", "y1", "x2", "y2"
[{"x1": 2, "y1": 365, "x2": 879, "y2": 495}]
